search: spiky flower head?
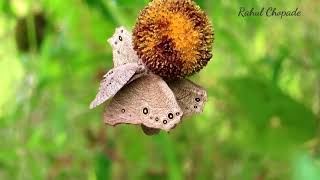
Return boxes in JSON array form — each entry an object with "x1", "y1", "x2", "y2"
[{"x1": 133, "y1": 0, "x2": 214, "y2": 79}]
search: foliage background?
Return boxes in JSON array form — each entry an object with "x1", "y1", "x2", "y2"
[{"x1": 0, "y1": 0, "x2": 319, "y2": 179}]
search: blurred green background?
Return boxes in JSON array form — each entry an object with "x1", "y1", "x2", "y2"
[{"x1": 0, "y1": 0, "x2": 319, "y2": 179}]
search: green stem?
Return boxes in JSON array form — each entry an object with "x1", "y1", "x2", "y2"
[{"x1": 26, "y1": 12, "x2": 37, "y2": 54}]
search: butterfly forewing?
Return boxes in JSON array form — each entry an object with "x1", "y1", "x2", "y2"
[
  {"x1": 90, "y1": 63, "x2": 146, "y2": 109},
  {"x1": 108, "y1": 26, "x2": 140, "y2": 67},
  {"x1": 103, "y1": 73, "x2": 183, "y2": 131},
  {"x1": 167, "y1": 79, "x2": 208, "y2": 117}
]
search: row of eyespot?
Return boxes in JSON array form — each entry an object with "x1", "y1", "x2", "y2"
[{"x1": 120, "y1": 97, "x2": 201, "y2": 124}]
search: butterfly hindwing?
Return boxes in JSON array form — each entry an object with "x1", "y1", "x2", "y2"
[
  {"x1": 108, "y1": 26, "x2": 140, "y2": 67},
  {"x1": 90, "y1": 63, "x2": 146, "y2": 109},
  {"x1": 167, "y1": 79, "x2": 208, "y2": 117},
  {"x1": 103, "y1": 73, "x2": 183, "y2": 131}
]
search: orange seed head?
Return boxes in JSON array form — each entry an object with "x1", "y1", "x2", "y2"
[{"x1": 133, "y1": 0, "x2": 214, "y2": 79}]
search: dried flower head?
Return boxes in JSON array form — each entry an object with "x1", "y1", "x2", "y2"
[{"x1": 133, "y1": 0, "x2": 214, "y2": 79}]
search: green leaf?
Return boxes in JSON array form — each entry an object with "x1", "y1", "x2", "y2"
[
  {"x1": 292, "y1": 153, "x2": 320, "y2": 180},
  {"x1": 1, "y1": 0, "x2": 15, "y2": 18},
  {"x1": 223, "y1": 76, "x2": 317, "y2": 156}
]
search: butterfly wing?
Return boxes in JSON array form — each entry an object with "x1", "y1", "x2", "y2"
[
  {"x1": 108, "y1": 26, "x2": 140, "y2": 67},
  {"x1": 90, "y1": 63, "x2": 146, "y2": 109},
  {"x1": 167, "y1": 79, "x2": 208, "y2": 117},
  {"x1": 103, "y1": 73, "x2": 183, "y2": 132}
]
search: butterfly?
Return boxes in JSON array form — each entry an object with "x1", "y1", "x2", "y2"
[{"x1": 90, "y1": 27, "x2": 208, "y2": 135}]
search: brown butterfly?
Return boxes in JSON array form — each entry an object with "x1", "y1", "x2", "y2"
[{"x1": 90, "y1": 27, "x2": 207, "y2": 135}]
